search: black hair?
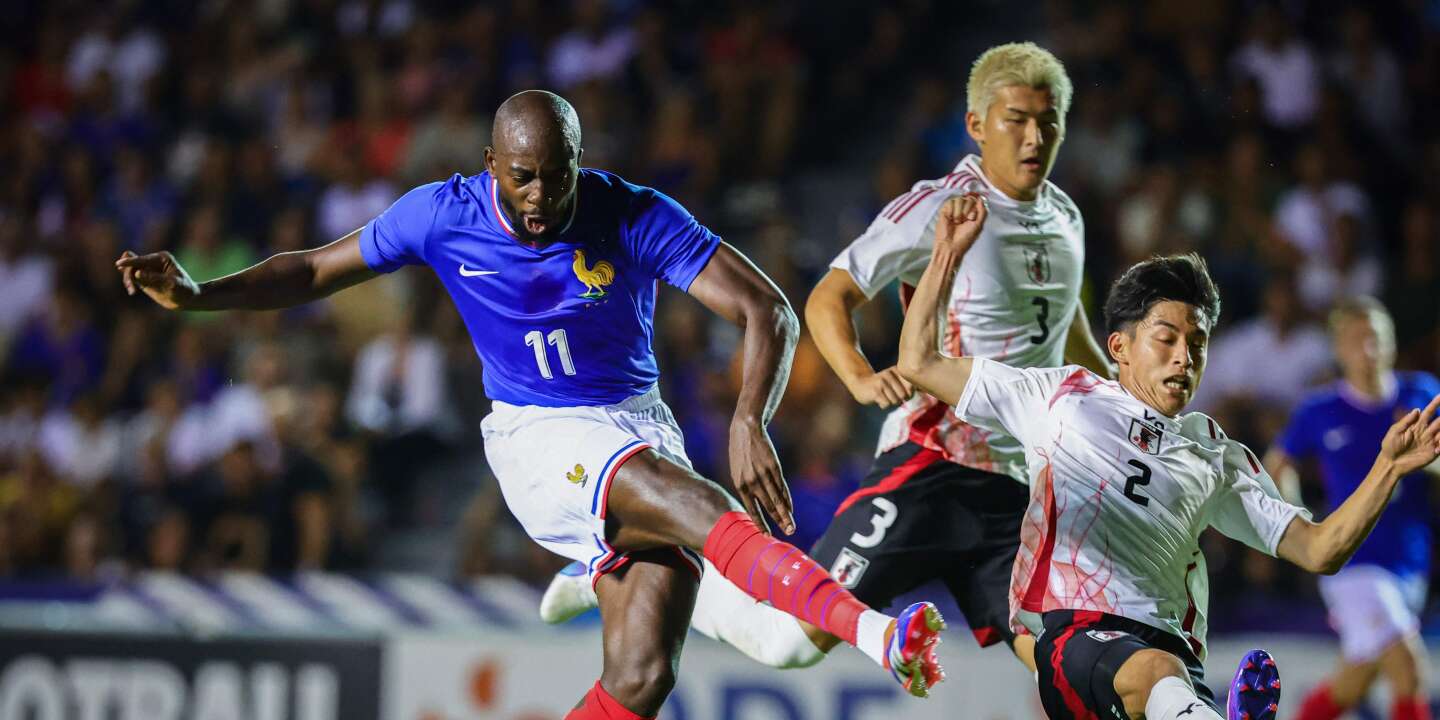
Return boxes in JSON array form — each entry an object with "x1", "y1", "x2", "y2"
[{"x1": 1103, "y1": 253, "x2": 1221, "y2": 333}]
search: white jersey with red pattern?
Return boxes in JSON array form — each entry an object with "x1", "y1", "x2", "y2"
[
  {"x1": 830, "y1": 154, "x2": 1085, "y2": 483},
  {"x1": 954, "y1": 359, "x2": 1309, "y2": 659}
]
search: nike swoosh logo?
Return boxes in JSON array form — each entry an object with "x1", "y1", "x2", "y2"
[{"x1": 458, "y1": 264, "x2": 499, "y2": 277}]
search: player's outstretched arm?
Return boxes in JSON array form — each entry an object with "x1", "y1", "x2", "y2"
[
  {"x1": 806, "y1": 269, "x2": 913, "y2": 408},
  {"x1": 1277, "y1": 393, "x2": 1440, "y2": 574},
  {"x1": 688, "y1": 242, "x2": 800, "y2": 535},
  {"x1": 896, "y1": 194, "x2": 986, "y2": 407},
  {"x1": 116, "y1": 228, "x2": 376, "y2": 311}
]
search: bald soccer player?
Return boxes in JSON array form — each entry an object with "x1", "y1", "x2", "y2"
[{"x1": 116, "y1": 91, "x2": 947, "y2": 716}]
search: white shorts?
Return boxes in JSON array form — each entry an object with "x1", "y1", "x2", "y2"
[
  {"x1": 480, "y1": 386, "x2": 704, "y2": 587},
  {"x1": 1318, "y1": 564, "x2": 1426, "y2": 662}
]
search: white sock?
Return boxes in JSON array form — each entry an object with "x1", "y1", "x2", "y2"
[
  {"x1": 1146, "y1": 676, "x2": 1222, "y2": 720},
  {"x1": 855, "y1": 609, "x2": 893, "y2": 668},
  {"x1": 688, "y1": 560, "x2": 826, "y2": 668}
]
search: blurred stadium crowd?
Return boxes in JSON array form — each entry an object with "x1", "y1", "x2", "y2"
[{"x1": 1, "y1": 0, "x2": 1439, "y2": 626}]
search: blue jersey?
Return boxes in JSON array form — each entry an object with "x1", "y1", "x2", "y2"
[
  {"x1": 1277, "y1": 372, "x2": 1440, "y2": 577},
  {"x1": 358, "y1": 169, "x2": 720, "y2": 407}
]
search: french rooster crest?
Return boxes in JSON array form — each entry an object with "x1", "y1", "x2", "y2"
[{"x1": 572, "y1": 249, "x2": 615, "y2": 300}]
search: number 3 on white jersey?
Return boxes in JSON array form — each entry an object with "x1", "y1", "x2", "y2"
[
  {"x1": 525, "y1": 329, "x2": 577, "y2": 379},
  {"x1": 850, "y1": 497, "x2": 899, "y2": 548}
]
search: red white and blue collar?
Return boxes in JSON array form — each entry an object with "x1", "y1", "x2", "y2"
[{"x1": 489, "y1": 174, "x2": 578, "y2": 239}]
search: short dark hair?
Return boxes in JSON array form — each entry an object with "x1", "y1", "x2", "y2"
[{"x1": 1103, "y1": 253, "x2": 1222, "y2": 333}]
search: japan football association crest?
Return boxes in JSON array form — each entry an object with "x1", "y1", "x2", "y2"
[
  {"x1": 1128, "y1": 418, "x2": 1165, "y2": 455},
  {"x1": 1023, "y1": 245, "x2": 1051, "y2": 284},
  {"x1": 830, "y1": 548, "x2": 870, "y2": 589},
  {"x1": 1086, "y1": 630, "x2": 1130, "y2": 643}
]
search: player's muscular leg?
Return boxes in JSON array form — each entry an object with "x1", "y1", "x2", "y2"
[
  {"x1": 1322, "y1": 659, "x2": 1381, "y2": 709},
  {"x1": 591, "y1": 550, "x2": 698, "y2": 715},
  {"x1": 603, "y1": 449, "x2": 741, "y2": 551},
  {"x1": 602, "y1": 449, "x2": 947, "y2": 698},
  {"x1": 1113, "y1": 649, "x2": 1192, "y2": 718},
  {"x1": 799, "y1": 620, "x2": 842, "y2": 652},
  {"x1": 1379, "y1": 635, "x2": 1427, "y2": 701}
]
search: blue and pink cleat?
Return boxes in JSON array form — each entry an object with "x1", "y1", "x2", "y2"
[
  {"x1": 884, "y1": 601, "x2": 947, "y2": 698},
  {"x1": 1227, "y1": 649, "x2": 1281, "y2": 720}
]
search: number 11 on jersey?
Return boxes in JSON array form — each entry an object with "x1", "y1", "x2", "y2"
[{"x1": 525, "y1": 329, "x2": 577, "y2": 379}]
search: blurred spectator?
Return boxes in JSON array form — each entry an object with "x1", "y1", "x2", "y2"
[
  {"x1": 65, "y1": 12, "x2": 164, "y2": 114},
  {"x1": 37, "y1": 394, "x2": 122, "y2": 490},
  {"x1": 1197, "y1": 274, "x2": 1332, "y2": 435},
  {"x1": 1296, "y1": 210, "x2": 1383, "y2": 312},
  {"x1": 5, "y1": 284, "x2": 105, "y2": 405},
  {"x1": 0, "y1": 377, "x2": 47, "y2": 468},
  {"x1": 173, "y1": 203, "x2": 255, "y2": 288},
  {"x1": 1064, "y1": 86, "x2": 1142, "y2": 199},
  {"x1": 1328, "y1": 7, "x2": 1407, "y2": 156},
  {"x1": 547, "y1": 0, "x2": 637, "y2": 90},
  {"x1": 1273, "y1": 144, "x2": 1372, "y2": 264},
  {"x1": 195, "y1": 441, "x2": 271, "y2": 572},
  {"x1": 316, "y1": 147, "x2": 396, "y2": 240},
  {"x1": 348, "y1": 312, "x2": 454, "y2": 527},
  {"x1": 101, "y1": 147, "x2": 175, "y2": 251},
  {"x1": 0, "y1": 217, "x2": 54, "y2": 344},
  {"x1": 1230, "y1": 4, "x2": 1321, "y2": 129},
  {"x1": 401, "y1": 85, "x2": 488, "y2": 184},
  {"x1": 1388, "y1": 201, "x2": 1440, "y2": 368}
]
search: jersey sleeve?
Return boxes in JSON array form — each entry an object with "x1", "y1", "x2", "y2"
[
  {"x1": 1209, "y1": 438, "x2": 1310, "y2": 556},
  {"x1": 624, "y1": 187, "x2": 721, "y2": 291},
  {"x1": 358, "y1": 180, "x2": 447, "y2": 273},
  {"x1": 829, "y1": 193, "x2": 946, "y2": 298},
  {"x1": 953, "y1": 358, "x2": 1078, "y2": 448}
]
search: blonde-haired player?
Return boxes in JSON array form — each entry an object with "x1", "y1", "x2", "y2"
[{"x1": 540, "y1": 41, "x2": 1112, "y2": 676}]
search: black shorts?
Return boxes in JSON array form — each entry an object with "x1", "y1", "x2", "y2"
[
  {"x1": 1034, "y1": 610, "x2": 1218, "y2": 720},
  {"x1": 808, "y1": 441, "x2": 1028, "y2": 647}
]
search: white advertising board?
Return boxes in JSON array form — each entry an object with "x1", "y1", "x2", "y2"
[{"x1": 383, "y1": 629, "x2": 1426, "y2": 720}]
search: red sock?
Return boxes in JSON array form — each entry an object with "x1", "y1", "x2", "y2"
[
  {"x1": 1393, "y1": 696, "x2": 1431, "y2": 720},
  {"x1": 702, "y1": 511, "x2": 867, "y2": 646},
  {"x1": 1294, "y1": 684, "x2": 1344, "y2": 720},
  {"x1": 565, "y1": 681, "x2": 652, "y2": 720}
]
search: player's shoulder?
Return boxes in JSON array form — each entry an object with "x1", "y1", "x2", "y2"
[
  {"x1": 415, "y1": 172, "x2": 485, "y2": 205},
  {"x1": 872, "y1": 170, "x2": 981, "y2": 228},
  {"x1": 579, "y1": 167, "x2": 687, "y2": 221},
  {"x1": 1291, "y1": 383, "x2": 1345, "y2": 417},
  {"x1": 1178, "y1": 410, "x2": 1268, "y2": 467},
  {"x1": 1397, "y1": 370, "x2": 1440, "y2": 396},
  {"x1": 1176, "y1": 410, "x2": 1232, "y2": 445},
  {"x1": 1041, "y1": 180, "x2": 1084, "y2": 224}
]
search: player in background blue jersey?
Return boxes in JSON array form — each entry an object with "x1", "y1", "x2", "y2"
[
  {"x1": 1265, "y1": 297, "x2": 1440, "y2": 720},
  {"x1": 116, "y1": 90, "x2": 947, "y2": 715}
]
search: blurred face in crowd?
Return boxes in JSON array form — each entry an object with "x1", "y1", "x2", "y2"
[
  {"x1": 1109, "y1": 301, "x2": 1211, "y2": 417},
  {"x1": 967, "y1": 85, "x2": 1064, "y2": 201},
  {"x1": 1332, "y1": 309, "x2": 1395, "y2": 384}
]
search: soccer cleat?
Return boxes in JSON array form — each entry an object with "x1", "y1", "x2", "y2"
[
  {"x1": 884, "y1": 601, "x2": 947, "y2": 698},
  {"x1": 539, "y1": 561, "x2": 599, "y2": 624},
  {"x1": 1227, "y1": 649, "x2": 1281, "y2": 720}
]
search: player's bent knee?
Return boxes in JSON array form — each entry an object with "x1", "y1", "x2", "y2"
[
  {"x1": 601, "y1": 656, "x2": 677, "y2": 714},
  {"x1": 1114, "y1": 649, "x2": 1189, "y2": 716}
]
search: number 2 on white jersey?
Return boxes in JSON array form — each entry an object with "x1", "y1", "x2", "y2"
[{"x1": 525, "y1": 329, "x2": 577, "y2": 379}]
